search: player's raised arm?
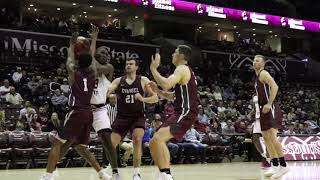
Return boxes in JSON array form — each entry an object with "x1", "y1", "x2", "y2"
[
  {"x1": 90, "y1": 25, "x2": 99, "y2": 57},
  {"x1": 107, "y1": 77, "x2": 121, "y2": 97},
  {"x1": 66, "y1": 32, "x2": 78, "y2": 84},
  {"x1": 135, "y1": 77, "x2": 159, "y2": 103},
  {"x1": 148, "y1": 81, "x2": 175, "y2": 101},
  {"x1": 150, "y1": 53, "x2": 186, "y2": 91}
]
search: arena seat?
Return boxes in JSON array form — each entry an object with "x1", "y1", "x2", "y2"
[
  {"x1": 0, "y1": 131, "x2": 12, "y2": 169},
  {"x1": 9, "y1": 131, "x2": 34, "y2": 168},
  {"x1": 29, "y1": 131, "x2": 51, "y2": 167}
]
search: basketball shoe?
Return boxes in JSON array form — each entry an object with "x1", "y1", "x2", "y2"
[{"x1": 271, "y1": 166, "x2": 289, "y2": 179}]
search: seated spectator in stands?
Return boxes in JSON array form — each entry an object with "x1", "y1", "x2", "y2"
[
  {"x1": 5, "y1": 87, "x2": 23, "y2": 105},
  {"x1": 303, "y1": 122, "x2": 314, "y2": 134},
  {"x1": 210, "y1": 121, "x2": 222, "y2": 134},
  {"x1": 30, "y1": 113, "x2": 41, "y2": 131},
  {"x1": 287, "y1": 108, "x2": 296, "y2": 122},
  {"x1": 27, "y1": 76, "x2": 39, "y2": 95},
  {"x1": 12, "y1": 67, "x2": 22, "y2": 84},
  {"x1": 51, "y1": 89, "x2": 68, "y2": 107},
  {"x1": 36, "y1": 106, "x2": 49, "y2": 129},
  {"x1": 194, "y1": 105, "x2": 209, "y2": 133},
  {"x1": 183, "y1": 125, "x2": 207, "y2": 163},
  {"x1": 236, "y1": 121, "x2": 247, "y2": 133},
  {"x1": 19, "y1": 70, "x2": 29, "y2": 85},
  {"x1": 15, "y1": 119, "x2": 26, "y2": 131},
  {"x1": 217, "y1": 101, "x2": 226, "y2": 114},
  {"x1": 119, "y1": 135, "x2": 134, "y2": 167},
  {"x1": 0, "y1": 79, "x2": 11, "y2": 99},
  {"x1": 297, "y1": 123, "x2": 307, "y2": 134},
  {"x1": 42, "y1": 112, "x2": 60, "y2": 132},
  {"x1": 222, "y1": 120, "x2": 236, "y2": 134},
  {"x1": 34, "y1": 79, "x2": 50, "y2": 106},
  {"x1": 60, "y1": 78, "x2": 70, "y2": 94},
  {"x1": 19, "y1": 101, "x2": 36, "y2": 122},
  {"x1": 213, "y1": 86, "x2": 223, "y2": 101},
  {"x1": 283, "y1": 123, "x2": 296, "y2": 135},
  {"x1": 232, "y1": 75, "x2": 243, "y2": 86},
  {"x1": 164, "y1": 101, "x2": 175, "y2": 118},
  {"x1": 143, "y1": 122, "x2": 152, "y2": 147},
  {"x1": 223, "y1": 86, "x2": 236, "y2": 100}
]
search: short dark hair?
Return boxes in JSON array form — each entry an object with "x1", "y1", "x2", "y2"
[
  {"x1": 178, "y1": 45, "x2": 192, "y2": 61},
  {"x1": 255, "y1": 55, "x2": 266, "y2": 62},
  {"x1": 78, "y1": 53, "x2": 92, "y2": 69},
  {"x1": 126, "y1": 58, "x2": 139, "y2": 66}
]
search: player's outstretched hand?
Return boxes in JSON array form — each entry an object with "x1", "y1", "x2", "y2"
[
  {"x1": 70, "y1": 32, "x2": 79, "y2": 45},
  {"x1": 148, "y1": 81, "x2": 159, "y2": 92},
  {"x1": 135, "y1": 93, "x2": 143, "y2": 102},
  {"x1": 262, "y1": 104, "x2": 271, "y2": 114},
  {"x1": 90, "y1": 25, "x2": 99, "y2": 39},
  {"x1": 150, "y1": 53, "x2": 161, "y2": 70}
]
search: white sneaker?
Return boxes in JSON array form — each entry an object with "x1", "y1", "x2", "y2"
[
  {"x1": 99, "y1": 172, "x2": 112, "y2": 180},
  {"x1": 133, "y1": 174, "x2": 142, "y2": 180},
  {"x1": 159, "y1": 172, "x2": 173, "y2": 180},
  {"x1": 112, "y1": 173, "x2": 121, "y2": 180},
  {"x1": 264, "y1": 166, "x2": 278, "y2": 177},
  {"x1": 271, "y1": 166, "x2": 289, "y2": 179},
  {"x1": 39, "y1": 174, "x2": 54, "y2": 180}
]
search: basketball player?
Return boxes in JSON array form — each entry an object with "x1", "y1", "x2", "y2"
[
  {"x1": 107, "y1": 58, "x2": 159, "y2": 180},
  {"x1": 148, "y1": 45, "x2": 199, "y2": 180},
  {"x1": 251, "y1": 95, "x2": 271, "y2": 169},
  {"x1": 253, "y1": 55, "x2": 289, "y2": 179},
  {"x1": 40, "y1": 32, "x2": 110, "y2": 180}
]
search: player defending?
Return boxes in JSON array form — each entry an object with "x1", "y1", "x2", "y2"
[
  {"x1": 107, "y1": 58, "x2": 159, "y2": 180},
  {"x1": 149, "y1": 45, "x2": 200, "y2": 180},
  {"x1": 40, "y1": 31, "x2": 110, "y2": 180},
  {"x1": 253, "y1": 55, "x2": 289, "y2": 179}
]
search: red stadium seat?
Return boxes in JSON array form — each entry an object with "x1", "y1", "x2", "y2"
[
  {"x1": 0, "y1": 131, "x2": 12, "y2": 169},
  {"x1": 29, "y1": 131, "x2": 51, "y2": 167}
]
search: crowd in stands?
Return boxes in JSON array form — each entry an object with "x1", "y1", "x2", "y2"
[{"x1": 1, "y1": 10, "x2": 320, "y2": 168}]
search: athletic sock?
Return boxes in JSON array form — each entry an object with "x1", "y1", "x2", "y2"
[
  {"x1": 112, "y1": 169, "x2": 119, "y2": 174},
  {"x1": 133, "y1": 168, "x2": 140, "y2": 175},
  {"x1": 279, "y1": 157, "x2": 287, "y2": 167},
  {"x1": 160, "y1": 168, "x2": 171, "y2": 175},
  {"x1": 272, "y1": 158, "x2": 279, "y2": 167}
]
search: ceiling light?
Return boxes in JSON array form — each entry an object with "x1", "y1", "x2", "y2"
[
  {"x1": 135, "y1": 16, "x2": 138, "y2": 19},
  {"x1": 79, "y1": 15, "x2": 82, "y2": 17},
  {"x1": 233, "y1": 26, "x2": 237, "y2": 28},
  {"x1": 83, "y1": 11, "x2": 87, "y2": 14},
  {"x1": 72, "y1": 3, "x2": 77, "y2": 6},
  {"x1": 235, "y1": 31, "x2": 239, "y2": 34},
  {"x1": 85, "y1": 15, "x2": 87, "y2": 18},
  {"x1": 90, "y1": 5, "x2": 93, "y2": 8},
  {"x1": 27, "y1": 7, "x2": 31, "y2": 10},
  {"x1": 252, "y1": 28, "x2": 256, "y2": 31},
  {"x1": 34, "y1": 9, "x2": 37, "y2": 11},
  {"x1": 253, "y1": 34, "x2": 256, "y2": 36},
  {"x1": 275, "y1": 35, "x2": 278, "y2": 37},
  {"x1": 114, "y1": 9, "x2": 118, "y2": 12},
  {"x1": 57, "y1": 7, "x2": 61, "y2": 11},
  {"x1": 30, "y1": 4, "x2": 34, "y2": 7},
  {"x1": 217, "y1": 29, "x2": 221, "y2": 32},
  {"x1": 215, "y1": 23, "x2": 219, "y2": 26},
  {"x1": 269, "y1": 30, "x2": 273, "y2": 33},
  {"x1": 108, "y1": 14, "x2": 112, "y2": 17},
  {"x1": 199, "y1": 26, "x2": 202, "y2": 29}
]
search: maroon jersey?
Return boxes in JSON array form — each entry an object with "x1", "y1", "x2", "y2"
[
  {"x1": 173, "y1": 66, "x2": 200, "y2": 115},
  {"x1": 254, "y1": 70, "x2": 271, "y2": 106},
  {"x1": 68, "y1": 70, "x2": 95, "y2": 110},
  {"x1": 115, "y1": 75, "x2": 144, "y2": 117}
]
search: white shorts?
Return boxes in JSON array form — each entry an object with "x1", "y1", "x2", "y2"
[
  {"x1": 92, "y1": 106, "x2": 111, "y2": 132},
  {"x1": 253, "y1": 119, "x2": 262, "y2": 134}
]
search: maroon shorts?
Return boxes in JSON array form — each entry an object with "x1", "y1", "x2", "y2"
[
  {"x1": 161, "y1": 112, "x2": 197, "y2": 141},
  {"x1": 58, "y1": 109, "x2": 93, "y2": 145},
  {"x1": 260, "y1": 104, "x2": 283, "y2": 131},
  {"x1": 111, "y1": 115, "x2": 145, "y2": 138}
]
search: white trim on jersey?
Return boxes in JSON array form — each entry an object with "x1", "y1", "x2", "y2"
[
  {"x1": 263, "y1": 84, "x2": 275, "y2": 118},
  {"x1": 177, "y1": 85, "x2": 190, "y2": 123},
  {"x1": 64, "y1": 110, "x2": 74, "y2": 126}
]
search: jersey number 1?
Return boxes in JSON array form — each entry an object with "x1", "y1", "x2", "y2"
[
  {"x1": 125, "y1": 95, "x2": 135, "y2": 104},
  {"x1": 83, "y1": 78, "x2": 88, "y2": 92}
]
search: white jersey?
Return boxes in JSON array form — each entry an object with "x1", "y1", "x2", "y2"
[{"x1": 90, "y1": 74, "x2": 111, "y2": 105}]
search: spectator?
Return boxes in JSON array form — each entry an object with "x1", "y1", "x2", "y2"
[
  {"x1": 27, "y1": 76, "x2": 39, "y2": 94},
  {"x1": 0, "y1": 79, "x2": 11, "y2": 99},
  {"x1": 60, "y1": 78, "x2": 70, "y2": 94},
  {"x1": 183, "y1": 125, "x2": 207, "y2": 163},
  {"x1": 37, "y1": 106, "x2": 49, "y2": 129},
  {"x1": 0, "y1": 110, "x2": 5, "y2": 131},
  {"x1": 43, "y1": 112, "x2": 61, "y2": 132},
  {"x1": 213, "y1": 86, "x2": 223, "y2": 101},
  {"x1": 164, "y1": 100, "x2": 175, "y2": 119},
  {"x1": 283, "y1": 123, "x2": 296, "y2": 135},
  {"x1": 119, "y1": 135, "x2": 134, "y2": 167},
  {"x1": 236, "y1": 121, "x2": 247, "y2": 133},
  {"x1": 12, "y1": 67, "x2": 23, "y2": 84},
  {"x1": 51, "y1": 89, "x2": 68, "y2": 106},
  {"x1": 222, "y1": 120, "x2": 236, "y2": 134},
  {"x1": 19, "y1": 101, "x2": 36, "y2": 122},
  {"x1": 5, "y1": 86, "x2": 24, "y2": 105}
]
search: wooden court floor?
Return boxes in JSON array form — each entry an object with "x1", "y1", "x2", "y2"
[{"x1": 0, "y1": 161, "x2": 319, "y2": 180}]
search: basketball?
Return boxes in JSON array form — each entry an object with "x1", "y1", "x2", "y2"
[{"x1": 74, "y1": 36, "x2": 90, "y2": 56}]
